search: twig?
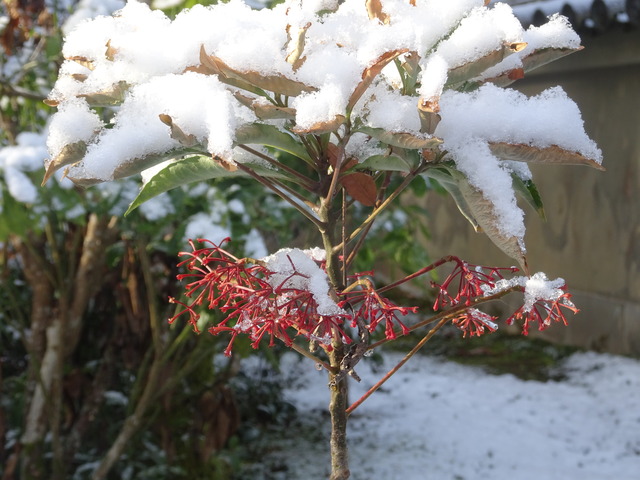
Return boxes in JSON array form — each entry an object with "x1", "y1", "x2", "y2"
[{"x1": 346, "y1": 315, "x2": 450, "y2": 415}]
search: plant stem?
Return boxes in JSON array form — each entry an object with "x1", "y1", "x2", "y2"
[
  {"x1": 328, "y1": 346, "x2": 350, "y2": 480},
  {"x1": 319, "y1": 195, "x2": 351, "y2": 480}
]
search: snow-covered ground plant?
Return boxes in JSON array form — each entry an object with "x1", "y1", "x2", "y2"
[{"x1": 45, "y1": 0, "x2": 603, "y2": 478}]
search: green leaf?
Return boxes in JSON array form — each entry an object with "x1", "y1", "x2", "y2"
[
  {"x1": 125, "y1": 155, "x2": 282, "y2": 215},
  {"x1": 513, "y1": 175, "x2": 546, "y2": 221},
  {"x1": 423, "y1": 167, "x2": 481, "y2": 232},
  {"x1": 235, "y1": 123, "x2": 312, "y2": 163},
  {"x1": 0, "y1": 189, "x2": 32, "y2": 241},
  {"x1": 358, "y1": 154, "x2": 412, "y2": 172}
]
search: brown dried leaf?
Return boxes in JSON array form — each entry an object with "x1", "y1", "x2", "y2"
[
  {"x1": 292, "y1": 115, "x2": 345, "y2": 134},
  {"x1": 42, "y1": 141, "x2": 87, "y2": 185},
  {"x1": 212, "y1": 154, "x2": 237, "y2": 172},
  {"x1": 446, "y1": 42, "x2": 527, "y2": 87},
  {"x1": 458, "y1": 179, "x2": 528, "y2": 271},
  {"x1": 341, "y1": 172, "x2": 377, "y2": 206},
  {"x1": 158, "y1": 114, "x2": 198, "y2": 147},
  {"x1": 522, "y1": 46, "x2": 583, "y2": 75},
  {"x1": 67, "y1": 56, "x2": 94, "y2": 70},
  {"x1": 105, "y1": 39, "x2": 117, "y2": 61},
  {"x1": 201, "y1": 47, "x2": 317, "y2": 97},
  {"x1": 489, "y1": 142, "x2": 605, "y2": 171},
  {"x1": 347, "y1": 49, "x2": 409, "y2": 112},
  {"x1": 327, "y1": 143, "x2": 358, "y2": 171},
  {"x1": 485, "y1": 47, "x2": 582, "y2": 88},
  {"x1": 285, "y1": 22, "x2": 311, "y2": 71},
  {"x1": 233, "y1": 92, "x2": 296, "y2": 120},
  {"x1": 366, "y1": 0, "x2": 390, "y2": 24},
  {"x1": 358, "y1": 125, "x2": 443, "y2": 150},
  {"x1": 417, "y1": 98, "x2": 441, "y2": 135}
]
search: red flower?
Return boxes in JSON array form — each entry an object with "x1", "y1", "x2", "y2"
[
  {"x1": 507, "y1": 289, "x2": 578, "y2": 335},
  {"x1": 431, "y1": 258, "x2": 517, "y2": 311},
  {"x1": 452, "y1": 308, "x2": 498, "y2": 337}
]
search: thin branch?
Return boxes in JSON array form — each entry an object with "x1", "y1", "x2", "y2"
[
  {"x1": 237, "y1": 144, "x2": 317, "y2": 190},
  {"x1": 367, "y1": 285, "x2": 523, "y2": 351},
  {"x1": 334, "y1": 164, "x2": 425, "y2": 254},
  {"x1": 234, "y1": 162, "x2": 325, "y2": 230},
  {"x1": 289, "y1": 341, "x2": 335, "y2": 373},
  {"x1": 346, "y1": 315, "x2": 450, "y2": 415}
]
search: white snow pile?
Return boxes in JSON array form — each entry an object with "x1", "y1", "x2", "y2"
[
  {"x1": 0, "y1": 132, "x2": 49, "y2": 204},
  {"x1": 45, "y1": 0, "x2": 602, "y2": 248},
  {"x1": 262, "y1": 247, "x2": 345, "y2": 317},
  {"x1": 483, "y1": 271, "x2": 570, "y2": 311},
  {"x1": 258, "y1": 350, "x2": 640, "y2": 480}
]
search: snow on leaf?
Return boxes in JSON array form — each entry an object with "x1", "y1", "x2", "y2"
[
  {"x1": 200, "y1": 48, "x2": 317, "y2": 98},
  {"x1": 417, "y1": 98, "x2": 441, "y2": 135},
  {"x1": 347, "y1": 49, "x2": 409, "y2": 113},
  {"x1": 291, "y1": 115, "x2": 345, "y2": 135},
  {"x1": 357, "y1": 126, "x2": 442, "y2": 150},
  {"x1": 77, "y1": 81, "x2": 129, "y2": 106},
  {"x1": 158, "y1": 114, "x2": 199, "y2": 147},
  {"x1": 446, "y1": 42, "x2": 527, "y2": 88},
  {"x1": 285, "y1": 22, "x2": 312, "y2": 71},
  {"x1": 42, "y1": 141, "x2": 86, "y2": 185}
]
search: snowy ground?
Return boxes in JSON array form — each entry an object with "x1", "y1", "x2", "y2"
[{"x1": 252, "y1": 350, "x2": 640, "y2": 479}]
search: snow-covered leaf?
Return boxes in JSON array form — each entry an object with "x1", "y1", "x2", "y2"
[
  {"x1": 489, "y1": 142, "x2": 605, "y2": 171},
  {"x1": 285, "y1": 22, "x2": 311, "y2": 71},
  {"x1": 292, "y1": 115, "x2": 345, "y2": 135},
  {"x1": 42, "y1": 141, "x2": 86, "y2": 185},
  {"x1": 201, "y1": 48, "x2": 317, "y2": 97},
  {"x1": 158, "y1": 114, "x2": 198, "y2": 147},
  {"x1": 457, "y1": 178, "x2": 528, "y2": 272},
  {"x1": 357, "y1": 126, "x2": 442, "y2": 150},
  {"x1": 347, "y1": 49, "x2": 409, "y2": 113},
  {"x1": 78, "y1": 81, "x2": 128, "y2": 106},
  {"x1": 418, "y1": 98, "x2": 441, "y2": 135},
  {"x1": 446, "y1": 42, "x2": 527, "y2": 88}
]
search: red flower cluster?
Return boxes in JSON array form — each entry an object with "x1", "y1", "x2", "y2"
[
  {"x1": 431, "y1": 258, "x2": 517, "y2": 310},
  {"x1": 451, "y1": 308, "x2": 499, "y2": 338},
  {"x1": 169, "y1": 239, "x2": 416, "y2": 355},
  {"x1": 339, "y1": 272, "x2": 417, "y2": 340},
  {"x1": 507, "y1": 288, "x2": 578, "y2": 335}
]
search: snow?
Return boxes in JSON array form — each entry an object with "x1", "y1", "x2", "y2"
[
  {"x1": 44, "y1": 0, "x2": 602, "y2": 261},
  {"x1": 1, "y1": 132, "x2": 50, "y2": 204},
  {"x1": 435, "y1": 84, "x2": 602, "y2": 239},
  {"x1": 268, "y1": 350, "x2": 640, "y2": 479},
  {"x1": 262, "y1": 247, "x2": 345, "y2": 317}
]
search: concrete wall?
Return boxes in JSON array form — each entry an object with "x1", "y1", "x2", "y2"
[{"x1": 421, "y1": 28, "x2": 640, "y2": 354}]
